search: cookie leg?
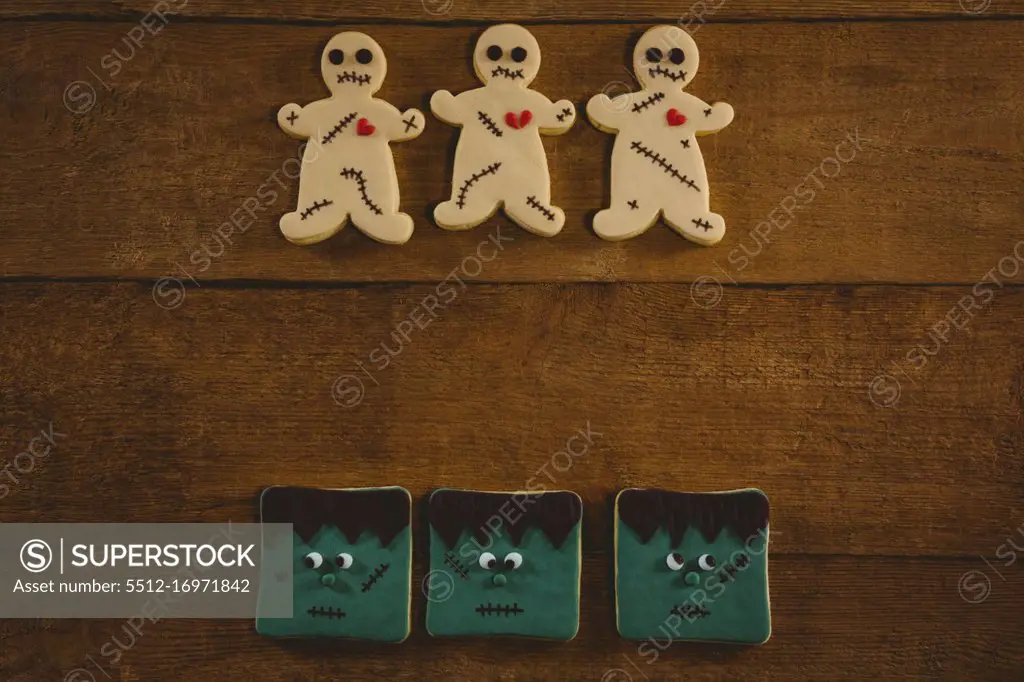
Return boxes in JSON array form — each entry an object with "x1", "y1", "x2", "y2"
[
  {"x1": 355, "y1": 210, "x2": 415, "y2": 245},
  {"x1": 434, "y1": 160, "x2": 503, "y2": 230},
  {"x1": 663, "y1": 208, "x2": 726, "y2": 247},
  {"x1": 280, "y1": 198, "x2": 348, "y2": 246},
  {"x1": 505, "y1": 194, "x2": 565, "y2": 237},
  {"x1": 593, "y1": 198, "x2": 659, "y2": 241}
]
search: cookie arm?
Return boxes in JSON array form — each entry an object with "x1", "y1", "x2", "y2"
[
  {"x1": 537, "y1": 98, "x2": 577, "y2": 135},
  {"x1": 430, "y1": 90, "x2": 465, "y2": 126},
  {"x1": 695, "y1": 101, "x2": 735, "y2": 134},
  {"x1": 378, "y1": 101, "x2": 426, "y2": 142},
  {"x1": 585, "y1": 93, "x2": 629, "y2": 133},
  {"x1": 277, "y1": 103, "x2": 312, "y2": 139}
]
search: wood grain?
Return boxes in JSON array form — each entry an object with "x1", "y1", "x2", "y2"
[
  {"x1": 1, "y1": 283, "x2": 1021, "y2": 556},
  {"x1": 1, "y1": 21, "x2": 1022, "y2": 282},
  {"x1": 2, "y1": 556, "x2": 1022, "y2": 681},
  {"x1": 0, "y1": 0, "x2": 1021, "y2": 21}
]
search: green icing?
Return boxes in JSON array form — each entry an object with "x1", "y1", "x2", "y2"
[
  {"x1": 257, "y1": 512, "x2": 411, "y2": 641},
  {"x1": 425, "y1": 524, "x2": 581, "y2": 640},
  {"x1": 616, "y1": 497, "x2": 771, "y2": 644}
]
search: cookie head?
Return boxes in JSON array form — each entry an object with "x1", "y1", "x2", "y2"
[
  {"x1": 474, "y1": 24, "x2": 541, "y2": 87},
  {"x1": 425, "y1": 489, "x2": 583, "y2": 640},
  {"x1": 322, "y1": 32, "x2": 387, "y2": 95},
  {"x1": 634, "y1": 25, "x2": 699, "y2": 90},
  {"x1": 615, "y1": 489, "x2": 771, "y2": 644},
  {"x1": 256, "y1": 486, "x2": 412, "y2": 641}
]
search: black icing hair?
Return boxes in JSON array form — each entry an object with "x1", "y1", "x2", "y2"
[
  {"x1": 261, "y1": 486, "x2": 410, "y2": 547},
  {"x1": 429, "y1": 489, "x2": 582, "y2": 550},
  {"x1": 618, "y1": 489, "x2": 769, "y2": 546}
]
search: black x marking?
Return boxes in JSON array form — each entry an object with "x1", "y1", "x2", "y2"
[
  {"x1": 692, "y1": 218, "x2": 713, "y2": 232},
  {"x1": 627, "y1": 200, "x2": 639, "y2": 210},
  {"x1": 403, "y1": 116, "x2": 419, "y2": 133},
  {"x1": 704, "y1": 108, "x2": 712, "y2": 117},
  {"x1": 681, "y1": 139, "x2": 691, "y2": 149},
  {"x1": 286, "y1": 111, "x2": 299, "y2": 125}
]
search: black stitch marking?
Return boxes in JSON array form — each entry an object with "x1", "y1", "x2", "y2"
[
  {"x1": 444, "y1": 552, "x2": 470, "y2": 581},
  {"x1": 627, "y1": 200, "x2": 639, "y2": 210},
  {"x1": 475, "y1": 601, "x2": 524, "y2": 617},
  {"x1": 361, "y1": 562, "x2": 390, "y2": 593},
  {"x1": 300, "y1": 198, "x2": 334, "y2": 220},
  {"x1": 734, "y1": 553, "x2": 750, "y2": 568},
  {"x1": 704, "y1": 108, "x2": 712, "y2": 116},
  {"x1": 556, "y1": 106, "x2": 574, "y2": 122},
  {"x1": 525, "y1": 195, "x2": 556, "y2": 222},
  {"x1": 477, "y1": 111, "x2": 503, "y2": 138},
  {"x1": 322, "y1": 112, "x2": 358, "y2": 145},
  {"x1": 491, "y1": 66, "x2": 524, "y2": 81},
  {"x1": 681, "y1": 139, "x2": 691, "y2": 149},
  {"x1": 648, "y1": 66, "x2": 688, "y2": 82},
  {"x1": 631, "y1": 91, "x2": 665, "y2": 113},
  {"x1": 307, "y1": 606, "x2": 346, "y2": 619},
  {"x1": 670, "y1": 604, "x2": 710, "y2": 620},
  {"x1": 336, "y1": 71, "x2": 372, "y2": 86},
  {"x1": 692, "y1": 218, "x2": 713, "y2": 232},
  {"x1": 286, "y1": 110, "x2": 299, "y2": 125},
  {"x1": 629, "y1": 141, "x2": 700, "y2": 191},
  {"x1": 340, "y1": 168, "x2": 383, "y2": 215},
  {"x1": 456, "y1": 162, "x2": 502, "y2": 209},
  {"x1": 403, "y1": 115, "x2": 419, "y2": 134}
]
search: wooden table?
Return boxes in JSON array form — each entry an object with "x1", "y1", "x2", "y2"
[{"x1": 1, "y1": 1, "x2": 1022, "y2": 679}]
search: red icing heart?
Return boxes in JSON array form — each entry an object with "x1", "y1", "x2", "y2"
[
  {"x1": 666, "y1": 108, "x2": 687, "y2": 127},
  {"x1": 504, "y1": 110, "x2": 533, "y2": 130},
  {"x1": 357, "y1": 118, "x2": 375, "y2": 136}
]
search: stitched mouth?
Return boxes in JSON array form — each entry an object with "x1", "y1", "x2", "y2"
[
  {"x1": 475, "y1": 601, "x2": 524, "y2": 617},
  {"x1": 670, "y1": 603, "x2": 710, "y2": 620},
  {"x1": 648, "y1": 66, "x2": 688, "y2": 82},
  {"x1": 336, "y1": 70, "x2": 372, "y2": 86},
  {"x1": 307, "y1": 605, "x2": 346, "y2": 619},
  {"x1": 491, "y1": 66, "x2": 524, "y2": 81},
  {"x1": 361, "y1": 562, "x2": 390, "y2": 593}
]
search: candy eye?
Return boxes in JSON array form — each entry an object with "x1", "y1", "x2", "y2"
[
  {"x1": 356, "y1": 48, "x2": 373, "y2": 65},
  {"x1": 336, "y1": 553, "x2": 354, "y2": 569},
  {"x1": 303, "y1": 551, "x2": 323, "y2": 569},
  {"x1": 666, "y1": 552, "x2": 685, "y2": 571},
  {"x1": 669, "y1": 48, "x2": 685, "y2": 65},
  {"x1": 479, "y1": 552, "x2": 498, "y2": 570},
  {"x1": 328, "y1": 49, "x2": 344, "y2": 65},
  {"x1": 698, "y1": 554, "x2": 716, "y2": 571},
  {"x1": 486, "y1": 45, "x2": 503, "y2": 61},
  {"x1": 504, "y1": 552, "x2": 523, "y2": 570},
  {"x1": 645, "y1": 47, "x2": 663, "y2": 63},
  {"x1": 511, "y1": 47, "x2": 527, "y2": 63}
]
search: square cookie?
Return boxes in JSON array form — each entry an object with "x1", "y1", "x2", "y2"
[
  {"x1": 256, "y1": 485, "x2": 412, "y2": 641},
  {"x1": 425, "y1": 488, "x2": 582, "y2": 640},
  {"x1": 615, "y1": 488, "x2": 771, "y2": 644}
]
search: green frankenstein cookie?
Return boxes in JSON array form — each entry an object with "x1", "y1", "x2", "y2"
[
  {"x1": 615, "y1": 488, "x2": 771, "y2": 645},
  {"x1": 425, "y1": 488, "x2": 583, "y2": 640},
  {"x1": 256, "y1": 485, "x2": 412, "y2": 641}
]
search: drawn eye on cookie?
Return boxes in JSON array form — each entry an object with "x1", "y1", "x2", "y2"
[
  {"x1": 504, "y1": 552, "x2": 523, "y2": 570},
  {"x1": 335, "y1": 553, "x2": 354, "y2": 569},
  {"x1": 666, "y1": 552, "x2": 686, "y2": 571},
  {"x1": 697, "y1": 554, "x2": 716, "y2": 571},
  {"x1": 321, "y1": 32, "x2": 388, "y2": 95},
  {"x1": 303, "y1": 551, "x2": 324, "y2": 569},
  {"x1": 479, "y1": 552, "x2": 499, "y2": 570}
]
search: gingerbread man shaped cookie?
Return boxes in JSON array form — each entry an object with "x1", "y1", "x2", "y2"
[
  {"x1": 587, "y1": 26, "x2": 734, "y2": 245},
  {"x1": 431, "y1": 24, "x2": 576, "y2": 237},
  {"x1": 277, "y1": 32, "x2": 425, "y2": 245}
]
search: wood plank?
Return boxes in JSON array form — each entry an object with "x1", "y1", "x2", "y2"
[
  {"x1": 1, "y1": 283, "x2": 1021, "y2": 556},
  {"x1": 1, "y1": 23, "x2": 1023, "y2": 284},
  {"x1": 1, "y1": 0, "x2": 1022, "y2": 21},
  {"x1": 1, "y1": 556, "x2": 1022, "y2": 681}
]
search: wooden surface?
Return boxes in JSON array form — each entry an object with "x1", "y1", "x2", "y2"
[{"x1": 1, "y1": 1, "x2": 1023, "y2": 680}]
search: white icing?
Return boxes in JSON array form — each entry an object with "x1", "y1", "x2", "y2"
[
  {"x1": 430, "y1": 24, "x2": 576, "y2": 237},
  {"x1": 586, "y1": 26, "x2": 734, "y2": 245},
  {"x1": 277, "y1": 32, "x2": 425, "y2": 245}
]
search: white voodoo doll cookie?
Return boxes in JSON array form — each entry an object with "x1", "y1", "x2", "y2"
[
  {"x1": 587, "y1": 26, "x2": 734, "y2": 245},
  {"x1": 277, "y1": 32, "x2": 425, "y2": 245},
  {"x1": 430, "y1": 24, "x2": 576, "y2": 237}
]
